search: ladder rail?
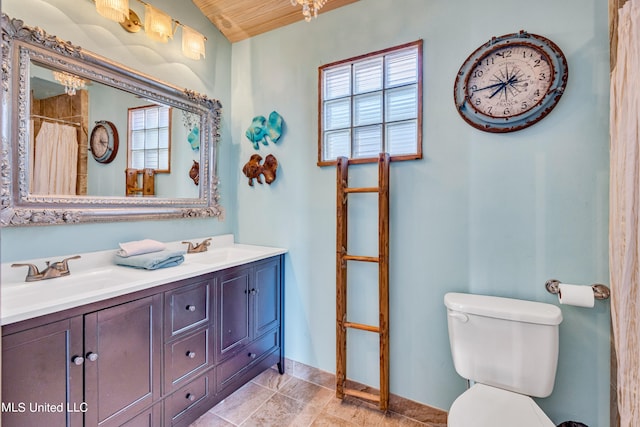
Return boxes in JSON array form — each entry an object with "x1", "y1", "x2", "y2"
[{"x1": 335, "y1": 152, "x2": 390, "y2": 411}]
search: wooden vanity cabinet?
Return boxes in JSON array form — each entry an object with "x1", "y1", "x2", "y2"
[
  {"x1": 1, "y1": 317, "x2": 84, "y2": 427},
  {"x1": 216, "y1": 256, "x2": 283, "y2": 397},
  {"x1": 84, "y1": 295, "x2": 162, "y2": 427},
  {"x1": 1, "y1": 295, "x2": 161, "y2": 427},
  {"x1": 1, "y1": 255, "x2": 284, "y2": 427}
]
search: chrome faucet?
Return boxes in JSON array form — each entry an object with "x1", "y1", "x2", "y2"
[
  {"x1": 182, "y1": 238, "x2": 212, "y2": 254},
  {"x1": 12, "y1": 255, "x2": 81, "y2": 282}
]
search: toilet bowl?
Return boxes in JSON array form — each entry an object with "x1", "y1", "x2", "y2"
[
  {"x1": 444, "y1": 292, "x2": 563, "y2": 427},
  {"x1": 448, "y1": 384, "x2": 555, "y2": 427}
]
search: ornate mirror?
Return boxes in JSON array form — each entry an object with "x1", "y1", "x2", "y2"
[{"x1": 1, "y1": 14, "x2": 223, "y2": 226}]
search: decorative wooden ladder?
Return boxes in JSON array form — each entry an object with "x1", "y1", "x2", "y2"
[{"x1": 335, "y1": 152, "x2": 390, "y2": 411}]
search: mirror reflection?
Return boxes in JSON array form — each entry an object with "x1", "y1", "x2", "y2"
[
  {"x1": 29, "y1": 62, "x2": 200, "y2": 199},
  {"x1": 1, "y1": 13, "x2": 222, "y2": 226}
]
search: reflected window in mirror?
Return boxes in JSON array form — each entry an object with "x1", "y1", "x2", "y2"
[{"x1": 128, "y1": 104, "x2": 172, "y2": 173}]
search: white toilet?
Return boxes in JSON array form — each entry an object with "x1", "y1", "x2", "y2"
[{"x1": 444, "y1": 292, "x2": 563, "y2": 427}]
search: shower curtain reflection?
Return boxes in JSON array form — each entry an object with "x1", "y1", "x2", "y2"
[{"x1": 30, "y1": 121, "x2": 79, "y2": 195}]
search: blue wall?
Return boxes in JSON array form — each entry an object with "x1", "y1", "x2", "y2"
[
  {"x1": 2, "y1": 0, "x2": 611, "y2": 425},
  {"x1": 231, "y1": 0, "x2": 610, "y2": 425}
]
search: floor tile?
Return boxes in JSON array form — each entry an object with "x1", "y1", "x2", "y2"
[
  {"x1": 252, "y1": 366, "x2": 293, "y2": 391},
  {"x1": 291, "y1": 361, "x2": 336, "y2": 390},
  {"x1": 239, "y1": 393, "x2": 313, "y2": 427},
  {"x1": 278, "y1": 376, "x2": 335, "y2": 408},
  {"x1": 310, "y1": 412, "x2": 358, "y2": 427},
  {"x1": 322, "y1": 397, "x2": 386, "y2": 426},
  {"x1": 189, "y1": 362, "x2": 446, "y2": 427},
  {"x1": 211, "y1": 382, "x2": 275, "y2": 425},
  {"x1": 190, "y1": 411, "x2": 236, "y2": 427}
]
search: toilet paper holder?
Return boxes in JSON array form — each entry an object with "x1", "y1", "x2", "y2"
[{"x1": 545, "y1": 279, "x2": 610, "y2": 300}]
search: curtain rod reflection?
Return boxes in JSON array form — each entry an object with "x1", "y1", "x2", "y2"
[{"x1": 31, "y1": 114, "x2": 82, "y2": 127}]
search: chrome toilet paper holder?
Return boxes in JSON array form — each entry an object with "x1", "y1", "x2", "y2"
[{"x1": 545, "y1": 279, "x2": 610, "y2": 300}]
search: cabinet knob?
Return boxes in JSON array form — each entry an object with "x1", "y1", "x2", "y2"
[
  {"x1": 72, "y1": 356, "x2": 85, "y2": 365},
  {"x1": 186, "y1": 351, "x2": 196, "y2": 359},
  {"x1": 250, "y1": 288, "x2": 259, "y2": 295},
  {"x1": 186, "y1": 305, "x2": 196, "y2": 312},
  {"x1": 186, "y1": 393, "x2": 196, "y2": 402},
  {"x1": 248, "y1": 352, "x2": 257, "y2": 359},
  {"x1": 86, "y1": 352, "x2": 99, "y2": 362}
]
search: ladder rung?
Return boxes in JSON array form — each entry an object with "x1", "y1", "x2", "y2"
[
  {"x1": 344, "y1": 321, "x2": 380, "y2": 333},
  {"x1": 343, "y1": 388, "x2": 381, "y2": 403},
  {"x1": 343, "y1": 255, "x2": 379, "y2": 263},
  {"x1": 344, "y1": 187, "x2": 379, "y2": 194}
]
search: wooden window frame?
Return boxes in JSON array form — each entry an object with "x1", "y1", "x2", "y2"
[{"x1": 317, "y1": 40, "x2": 423, "y2": 167}]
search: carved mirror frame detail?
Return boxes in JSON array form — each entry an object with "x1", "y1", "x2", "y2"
[{"x1": 1, "y1": 14, "x2": 223, "y2": 226}]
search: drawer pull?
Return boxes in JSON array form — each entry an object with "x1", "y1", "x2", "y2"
[
  {"x1": 186, "y1": 351, "x2": 196, "y2": 359},
  {"x1": 186, "y1": 305, "x2": 196, "y2": 312},
  {"x1": 86, "y1": 352, "x2": 99, "y2": 362},
  {"x1": 248, "y1": 352, "x2": 257, "y2": 359},
  {"x1": 186, "y1": 393, "x2": 196, "y2": 402},
  {"x1": 72, "y1": 356, "x2": 84, "y2": 365}
]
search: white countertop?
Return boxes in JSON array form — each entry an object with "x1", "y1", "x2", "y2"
[{"x1": 1, "y1": 235, "x2": 286, "y2": 326}]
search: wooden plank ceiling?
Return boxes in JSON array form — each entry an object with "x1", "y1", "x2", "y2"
[{"x1": 192, "y1": 0, "x2": 359, "y2": 43}]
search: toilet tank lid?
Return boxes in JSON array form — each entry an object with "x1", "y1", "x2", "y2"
[{"x1": 444, "y1": 293, "x2": 562, "y2": 325}]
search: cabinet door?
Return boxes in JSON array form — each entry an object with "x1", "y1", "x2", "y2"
[
  {"x1": 216, "y1": 265, "x2": 251, "y2": 360},
  {"x1": 1, "y1": 317, "x2": 84, "y2": 427},
  {"x1": 253, "y1": 257, "x2": 281, "y2": 337},
  {"x1": 83, "y1": 295, "x2": 162, "y2": 427}
]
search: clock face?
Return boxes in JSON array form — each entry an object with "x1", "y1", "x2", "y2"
[
  {"x1": 454, "y1": 32, "x2": 568, "y2": 133},
  {"x1": 466, "y1": 44, "x2": 553, "y2": 119},
  {"x1": 91, "y1": 127, "x2": 109, "y2": 157},
  {"x1": 90, "y1": 121, "x2": 118, "y2": 163}
]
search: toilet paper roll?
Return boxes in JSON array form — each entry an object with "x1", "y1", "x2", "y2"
[{"x1": 558, "y1": 283, "x2": 595, "y2": 308}]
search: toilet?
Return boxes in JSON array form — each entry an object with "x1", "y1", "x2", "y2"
[{"x1": 444, "y1": 292, "x2": 563, "y2": 427}]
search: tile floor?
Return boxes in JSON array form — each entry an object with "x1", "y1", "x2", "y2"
[{"x1": 189, "y1": 361, "x2": 447, "y2": 427}]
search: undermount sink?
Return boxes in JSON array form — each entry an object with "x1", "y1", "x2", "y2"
[
  {"x1": 2, "y1": 267, "x2": 138, "y2": 301},
  {"x1": 185, "y1": 246, "x2": 267, "y2": 265}
]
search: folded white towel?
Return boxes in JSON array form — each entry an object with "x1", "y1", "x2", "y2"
[{"x1": 117, "y1": 239, "x2": 166, "y2": 257}]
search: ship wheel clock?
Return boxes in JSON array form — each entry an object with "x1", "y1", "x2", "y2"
[{"x1": 454, "y1": 31, "x2": 568, "y2": 133}]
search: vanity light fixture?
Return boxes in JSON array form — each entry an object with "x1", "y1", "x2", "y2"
[
  {"x1": 94, "y1": 0, "x2": 206, "y2": 60},
  {"x1": 290, "y1": 0, "x2": 328, "y2": 22},
  {"x1": 52, "y1": 71, "x2": 87, "y2": 96},
  {"x1": 144, "y1": 3, "x2": 172, "y2": 42},
  {"x1": 181, "y1": 25, "x2": 206, "y2": 60},
  {"x1": 95, "y1": 0, "x2": 129, "y2": 23}
]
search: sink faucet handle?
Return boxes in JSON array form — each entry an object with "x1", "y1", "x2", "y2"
[
  {"x1": 11, "y1": 263, "x2": 42, "y2": 282},
  {"x1": 59, "y1": 255, "x2": 81, "y2": 271}
]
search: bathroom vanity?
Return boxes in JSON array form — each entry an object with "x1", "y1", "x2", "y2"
[{"x1": 1, "y1": 236, "x2": 286, "y2": 427}]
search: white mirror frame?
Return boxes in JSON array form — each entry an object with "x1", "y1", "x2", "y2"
[{"x1": 0, "y1": 14, "x2": 223, "y2": 226}]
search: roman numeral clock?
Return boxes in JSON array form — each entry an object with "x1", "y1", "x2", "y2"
[{"x1": 454, "y1": 31, "x2": 568, "y2": 133}]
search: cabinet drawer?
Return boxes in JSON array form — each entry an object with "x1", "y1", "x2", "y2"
[
  {"x1": 165, "y1": 328, "x2": 210, "y2": 390},
  {"x1": 217, "y1": 330, "x2": 279, "y2": 389},
  {"x1": 165, "y1": 371, "x2": 214, "y2": 426},
  {"x1": 166, "y1": 281, "x2": 210, "y2": 338}
]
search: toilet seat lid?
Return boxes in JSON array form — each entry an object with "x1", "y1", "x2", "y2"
[{"x1": 448, "y1": 384, "x2": 555, "y2": 427}]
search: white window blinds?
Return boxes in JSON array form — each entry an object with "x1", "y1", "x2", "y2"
[
  {"x1": 129, "y1": 105, "x2": 171, "y2": 172},
  {"x1": 319, "y1": 41, "x2": 422, "y2": 164}
]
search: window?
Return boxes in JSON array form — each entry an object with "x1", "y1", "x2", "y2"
[
  {"x1": 318, "y1": 40, "x2": 422, "y2": 166},
  {"x1": 128, "y1": 104, "x2": 172, "y2": 173}
]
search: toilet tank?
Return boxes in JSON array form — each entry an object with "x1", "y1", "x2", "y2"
[{"x1": 444, "y1": 292, "x2": 563, "y2": 398}]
